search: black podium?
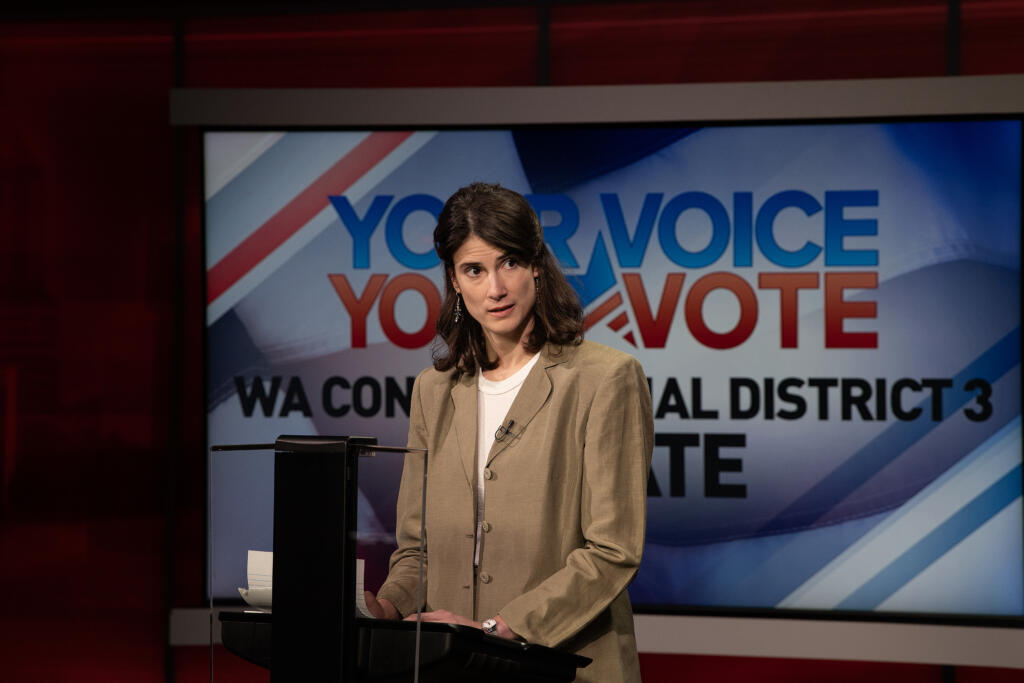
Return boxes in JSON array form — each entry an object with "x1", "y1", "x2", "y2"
[
  {"x1": 213, "y1": 435, "x2": 590, "y2": 682},
  {"x1": 220, "y1": 612, "x2": 591, "y2": 682}
]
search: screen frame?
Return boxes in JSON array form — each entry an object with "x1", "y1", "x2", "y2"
[
  {"x1": 171, "y1": 75, "x2": 1024, "y2": 126},
  {"x1": 177, "y1": 75, "x2": 1024, "y2": 667}
]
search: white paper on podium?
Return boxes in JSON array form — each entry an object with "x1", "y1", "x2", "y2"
[
  {"x1": 354, "y1": 559, "x2": 375, "y2": 618},
  {"x1": 237, "y1": 549, "x2": 273, "y2": 608},
  {"x1": 238, "y1": 549, "x2": 375, "y2": 617}
]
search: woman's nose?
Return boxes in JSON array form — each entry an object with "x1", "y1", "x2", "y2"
[{"x1": 487, "y1": 272, "x2": 507, "y2": 298}]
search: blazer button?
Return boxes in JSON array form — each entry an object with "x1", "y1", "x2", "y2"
[
  {"x1": 481, "y1": 521, "x2": 492, "y2": 533},
  {"x1": 483, "y1": 468, "x2": 493, "y2": 480},
  {"x1": 478, "y1": 572, "x2": 492, "y2": 584}
]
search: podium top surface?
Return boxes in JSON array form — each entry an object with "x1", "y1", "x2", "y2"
[{"x1": 218, "y1": 610, "x2": 591, "y2": 668}]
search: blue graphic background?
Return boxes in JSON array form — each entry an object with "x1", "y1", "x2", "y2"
[{"x1": 205, "y1": 121, "x2": 1022, "y2": 615}]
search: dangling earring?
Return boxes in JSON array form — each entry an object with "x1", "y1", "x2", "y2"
[
  {"x1": 534, "y1": 276, "x2": 540, "y2": 291},
  {"x1": 454, "y1": 293, "x2": 462, "y2": 323}
]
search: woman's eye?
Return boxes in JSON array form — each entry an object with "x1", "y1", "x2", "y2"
[
  {"x1": 503, "y1": 258, "x2": 518, "y2": 269},
  {"x1": 465, "y1": 266, "x2": 480, "y2": 276}
]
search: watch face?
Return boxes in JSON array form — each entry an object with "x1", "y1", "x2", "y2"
[{"x1": 482, "y1": 618, "x2": 497, "y2": 634}]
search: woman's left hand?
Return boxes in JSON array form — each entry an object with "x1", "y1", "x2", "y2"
[
  {"x1": 402, "y1": 609, "x2": 478, "y2": 628},
  {"x1": 403, "y1": 611, "x2": 522, "y2": 640}
]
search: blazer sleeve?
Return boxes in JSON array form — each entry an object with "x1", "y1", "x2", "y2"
[
  {"x1": 497, "y1": 355, "x2": 654, "y2": 647},
  {"x1": 376, "y1": 369, "x2": 430, "y2": 617}
]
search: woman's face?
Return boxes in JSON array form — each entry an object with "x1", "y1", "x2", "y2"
[{"x1": 451, "y1": 234, "x2": 538, "y2": 350}]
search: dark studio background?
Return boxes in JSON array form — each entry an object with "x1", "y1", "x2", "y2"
[{"x1": 1, "y1": 1, "x2": 1023, "y2": 681}]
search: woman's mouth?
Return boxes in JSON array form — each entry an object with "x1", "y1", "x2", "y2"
[{"x1": 488, "y1": 303, "x2": 514, "y2": 317}]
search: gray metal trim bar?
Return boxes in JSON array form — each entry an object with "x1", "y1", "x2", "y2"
[{"x1": 171, "y1": 75, "x2": 1024, "y2": 127}]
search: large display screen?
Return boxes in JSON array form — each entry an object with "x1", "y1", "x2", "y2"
[{"x1": 205, "y1": 121, "x2": 1022, "y2": 617}]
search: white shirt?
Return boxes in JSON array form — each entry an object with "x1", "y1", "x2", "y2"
[{"x1": 474, "y1": 352, "x2": 541, "y2": 565}]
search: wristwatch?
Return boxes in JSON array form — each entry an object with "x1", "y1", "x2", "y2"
[{"x1": 481, "y1": 617, "x2": 498, "y2": 635}]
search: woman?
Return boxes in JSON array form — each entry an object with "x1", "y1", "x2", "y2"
[{"x1": 366, "y1": 182, "x2": 653, "y2": 683}]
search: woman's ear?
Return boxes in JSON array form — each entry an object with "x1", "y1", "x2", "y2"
[{"x1": 447, "y1": 265, "x2": 461, "y2": 294}]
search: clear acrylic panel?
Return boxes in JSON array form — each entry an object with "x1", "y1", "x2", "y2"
[
  {"x1": 209, "y1": 444, "x2": 273, "y2": 682},
  {"x1": 208, "y1": 437, "x2": 426, "y2": 682}
]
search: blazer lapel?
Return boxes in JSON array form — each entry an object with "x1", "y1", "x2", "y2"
[
  {"x1": 486, "y1": 344, "x2": 571, "y2": 465},
  {"x1": 450, "y1": 372, "x2": 478, "y2": 486}
]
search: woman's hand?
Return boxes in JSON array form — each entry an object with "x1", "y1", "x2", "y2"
[
  {"x1": 363, "y1": 591, "x2": 400, "y2": 620},
  {"x1": 402, "y1": 609, "x2": 478, "y2": 628},
  {"x1": 404, "y1": 611, "x2": 523, "y2": 640}
]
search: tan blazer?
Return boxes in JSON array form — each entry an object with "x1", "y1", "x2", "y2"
[{"x1": 378, "y1": 340, "x2": 654, "y2": 683}]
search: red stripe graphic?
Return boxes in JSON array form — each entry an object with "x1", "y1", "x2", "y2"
[
  {"x1": 207, "y1": 131, "x2": 414, "y2": 304},
  {"x1": 606, "y1": 311, "x2": 629, "y2": 332},
  {"x1": 582, "y1": 292, "x2": 623, "y2": 331}
]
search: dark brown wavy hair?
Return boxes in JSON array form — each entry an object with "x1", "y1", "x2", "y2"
[{"x1": 433, "y1": 182, "x2": 583, "y2": 375}]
